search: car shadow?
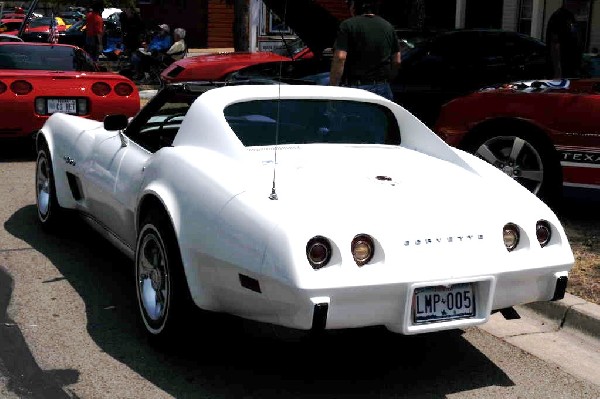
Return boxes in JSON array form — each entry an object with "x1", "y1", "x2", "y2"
[
  {"x1": 0, "y1": 265, "x2": 79, "y2": 398},
  {"x1": 5, "y1": 205, "x2": 514, "y2": 398},
  {"x1": 0, "y1": 138, "x2": 36, "y2": 162}
]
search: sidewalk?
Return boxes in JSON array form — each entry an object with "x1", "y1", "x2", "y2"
[{"x1": 522, "y1": 293, "x2": 600, "y2": 339}]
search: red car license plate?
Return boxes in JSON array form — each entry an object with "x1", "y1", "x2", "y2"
[
  {"x1": 413, "y1": 283, "x2": 475, "y2": 324},
  {"x1": 47, "y1": 99, "x2": 77, "y2": 114}
]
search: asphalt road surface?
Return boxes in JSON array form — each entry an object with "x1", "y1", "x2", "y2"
[{"x1": 1, "y1": 144, "x2": 599, "y2": 398}]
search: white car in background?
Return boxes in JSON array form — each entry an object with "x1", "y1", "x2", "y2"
[
  {"x1": 34, "y1": 82, "x2": 574, "y2": 340},
  {"x1": 101, "y1": 7, "x2": 121, "y2": 19}
]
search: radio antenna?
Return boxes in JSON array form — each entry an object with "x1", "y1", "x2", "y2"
[{"x1": 268, "y1": 0, "x2": 288, "y2": 201}]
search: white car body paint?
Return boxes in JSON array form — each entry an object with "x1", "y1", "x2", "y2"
[{"x1": 38, "y1": 85, "x2": 574, "y2": 334}]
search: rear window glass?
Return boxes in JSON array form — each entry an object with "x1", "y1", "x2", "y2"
[
  {"x1": 224, "y1": 99, "x2": 400, "y2": 146},
  {"x1": 0, "y1": 45, "x2": 80, "y2": 70}
]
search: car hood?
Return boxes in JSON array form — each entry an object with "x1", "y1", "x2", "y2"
[
  {"x1": 261, "y1": 0, "x2": 341, "y2": 56},
  {"x1": 161, "y1": 51, "x2": 292, "y2": 81}
]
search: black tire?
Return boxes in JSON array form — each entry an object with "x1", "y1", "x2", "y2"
[
  {"x1": 135, "y1": 210, "x2": 193, "y2": 341},
  {"x1": 35, "y1": 140, "x2": 63, "y2": 229},
  {"x1": 463, "y1": 127, "x2": 561, "y2": 204}
]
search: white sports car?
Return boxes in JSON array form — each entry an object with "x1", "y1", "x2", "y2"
[{"x1": 35, "y1": 82, "x2": 574, "y2": 339}]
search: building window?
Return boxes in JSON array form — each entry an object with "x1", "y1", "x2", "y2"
[{"x1": 517, "y1": 0, "x2": 532, "y2": 35}]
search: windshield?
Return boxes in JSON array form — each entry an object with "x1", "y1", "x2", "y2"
[
  {"x1": 0, "y1": 44, "x2": 94, "y2": 71},
  {"x1": 224, "y1": 99, "x2": 400, "y2": 146}
]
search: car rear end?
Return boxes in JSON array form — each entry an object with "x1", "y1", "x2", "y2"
[{"x1": 0, "y1": 71, "x2": 139, "y2": 138}]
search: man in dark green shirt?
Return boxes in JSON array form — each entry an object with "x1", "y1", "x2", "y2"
[{"x1": 329, "y1": 0, "x2": 401, "y2": 101}]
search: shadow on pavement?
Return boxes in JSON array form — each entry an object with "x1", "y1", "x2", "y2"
[
  {"x1": 0, "y1": 265, "x2": 79, "y2": 398},
  {"x1": 0, "y1": 138, "x2": 36, "y2": 163},
  {"x1": 5, "y1": 205, "x2": 514, "y2": 398}
]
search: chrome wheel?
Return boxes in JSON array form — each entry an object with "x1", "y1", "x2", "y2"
[
  {"x1": 137, "y1": 227, "x2": 171, "y2": 333},
  {"x1": 475, "y1": 135, "x2": 544, "y2": 195},
  {"x1": 36, "y1": 153, "x2": 51, "y2": 220}
]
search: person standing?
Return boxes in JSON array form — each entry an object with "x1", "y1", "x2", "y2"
[
  {"x1": 85, "y1": 1, "x2": 104, "y2": 61},
  {"x1": 329, "y1": 0, "x2": 401, "y2": 101},
  {"x1": 546, "y1": 3, "x2": 582, "y2": 78},
  {"x1": 119, "y1": 7, "x2": 144, "y2": 55}
]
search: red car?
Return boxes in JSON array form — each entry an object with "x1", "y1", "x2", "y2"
[
  {"x1": 161, "y1": 37, "x2": 314, "y2": 83},
  {"x1": 0, "y1": 42, "x2": 139, "y2": 139},
  {"x1": 0, "y1": 18, "x2": 24, "y2": 35},
  {"x1": 434, "y1": 78, "x2": 600, "y2": 202},
  {"x1": 20, "y1": 16, "x2": 68, "y2": 42},
  {"x1": 1, "y1": 13, "x2": 26, "y2": 20}
]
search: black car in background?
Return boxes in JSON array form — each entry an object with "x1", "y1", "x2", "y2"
[
  {"x1": 390, "y1": 29, "x2": 548, "y2": 126},
  {"x1": 233, "y1": 29, "x2": 548, "y2": 127}
]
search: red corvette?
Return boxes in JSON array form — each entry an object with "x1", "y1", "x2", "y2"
[
  {"x1": 0, "y1": 42, "x2": 139, "y2": 139},
  {"x1": 161, "y1": 38, "x2": 313, "y2": 83},
  {"x1": 1, "y1": 18, "x2": 24, "y2": 35},
  {"x1": 434, "y1": 79, "x2": 600, "y2": 202}
]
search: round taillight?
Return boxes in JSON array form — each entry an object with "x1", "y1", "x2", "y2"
[
  {"x1": 536, "y1": 220, "x2": 552, "y2": 247},
  {"x1": 10, "y1": 80, "x2": 32, "y2": 95},
  {"x1": 503, "y1": 223, "x2": 520, "y2": 252},
  {"x1": 91, "y1": 82, "x2": 111, "y2": 96},
  {"x1": 351, "y1": 234, "x2": 374, "y2": 266},
  {"x1": 114, "y1": 82, "x2": 134, "y2": 96},
  {"x1": 0, "y1": 81, "x2": 6, "y2": 94},
  {"x1": 306, "y1": 236, "x2": 332, "y2": 270}
]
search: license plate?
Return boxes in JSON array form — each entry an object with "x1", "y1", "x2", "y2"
[
  {"x1": 413, "y1": 283, "x2": 475, "y2": 324},
  {"x1": 47, "y1": 99, "x2": 77, "y2": 114}
]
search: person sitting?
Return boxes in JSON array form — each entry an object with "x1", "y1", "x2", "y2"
[
  {"x1": 162, "y1": 28, "x2": 186, "y2": 66},
  {"x1": 131, "y1": 24, "x2": 173, "y2": 80}
]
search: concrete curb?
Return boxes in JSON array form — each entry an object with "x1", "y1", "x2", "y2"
[{"x1": 521, "y1": 293, "x2": 600, "y2": 339}]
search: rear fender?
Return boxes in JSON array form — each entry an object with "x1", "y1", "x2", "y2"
[{"x1": 136, "y1": 183, "x2": 218, "y2": 311}]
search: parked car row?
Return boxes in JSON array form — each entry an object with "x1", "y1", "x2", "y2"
[
  {"x1": 1, "y1": 2, "x2": 599, "y2": 208},
  {"x1": 0, "y1": 8, "x2": 121, "y2": 46}
]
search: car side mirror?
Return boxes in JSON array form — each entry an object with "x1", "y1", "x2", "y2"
[{"x1": 104, "y1": 114, "x2": 128, "y2": 131}]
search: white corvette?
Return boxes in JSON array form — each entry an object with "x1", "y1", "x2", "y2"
[{"x1": 35, "y1": 83, "x2": 574, "y2": 339}]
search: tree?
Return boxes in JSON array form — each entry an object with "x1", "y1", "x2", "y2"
[{"x1": 226, "y1": 0, "x2": 248, "y2": 51}]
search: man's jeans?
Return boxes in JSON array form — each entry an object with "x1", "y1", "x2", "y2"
[{"x1": 349, "y1": 82, "x2": 394, "y2": 101}]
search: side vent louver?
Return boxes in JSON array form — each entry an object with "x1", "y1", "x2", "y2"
[{"x1": 66, "y1": 172, "x2": 83, "y2": 201}]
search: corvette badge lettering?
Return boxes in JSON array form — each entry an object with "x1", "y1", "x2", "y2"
[{"x1": 404, "y1": 234, "x2": 484, "y2": 246}]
